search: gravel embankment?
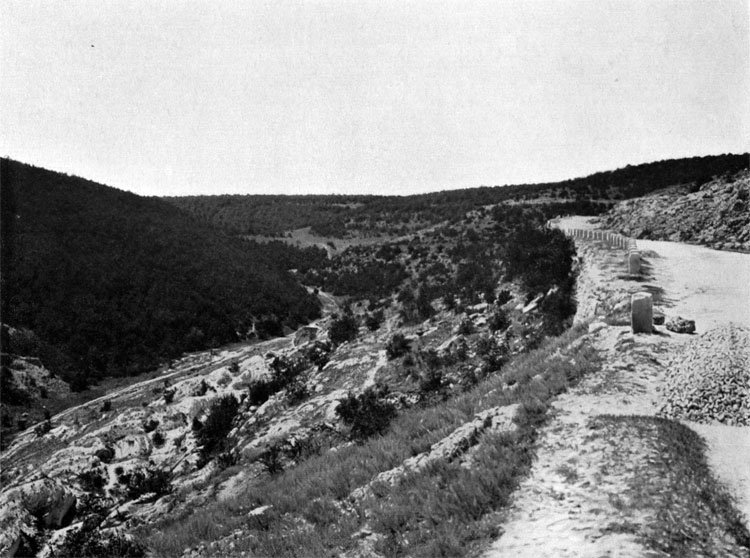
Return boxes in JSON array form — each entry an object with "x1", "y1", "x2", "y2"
[{"x1": 660, "y1": 324, "x2": 750, "y2": 426}]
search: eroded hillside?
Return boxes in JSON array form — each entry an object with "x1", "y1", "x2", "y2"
[{"x1": 603, "y1": 169, "x2": 750, "y2": 252}]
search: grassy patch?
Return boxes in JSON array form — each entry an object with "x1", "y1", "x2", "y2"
[{"x1": 592, "y1": 415, "x2": 750, "y2": 557}]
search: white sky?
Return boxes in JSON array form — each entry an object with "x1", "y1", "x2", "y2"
[{"x1": 1, "y1": 0, "x2": 748, "y2": 196}]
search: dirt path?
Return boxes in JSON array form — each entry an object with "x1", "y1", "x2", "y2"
[{"x1": 485, "y1": 217, "x2": 750, "y2": 557}]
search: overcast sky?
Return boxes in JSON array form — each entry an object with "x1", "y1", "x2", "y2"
[{"x1": 1, "y1": 0, "x2": 748, "y2": 196}]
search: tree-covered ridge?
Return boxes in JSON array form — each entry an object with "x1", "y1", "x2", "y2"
[
  {"x1": 0, "y1": 159, "x2": 320, "y2": 387},
  {"x1": 166, "y1": 154, "x2": 748, "y2": 237}
]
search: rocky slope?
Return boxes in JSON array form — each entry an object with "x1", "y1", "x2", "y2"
[
  {"x1": 602, "y1": 169, "x2": 750, "y2": 252},
  {"x1": 0, "y1": 277, "x2": 563, "y2": 557}
]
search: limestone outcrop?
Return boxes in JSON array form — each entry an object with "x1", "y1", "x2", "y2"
[{"x1": 603, "y1": 170, "x2": 750, "y2": 252}]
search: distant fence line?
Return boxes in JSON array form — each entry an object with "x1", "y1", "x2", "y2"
[
  {"x1": 546, "y1": 221, "x2": 641, "y2": 275},
  {"x1": 547, "y1": 221, "x2": 655, "y2": 333},
  {"x1": 558, "y1": 227, "x2": 636, "y2": 251}
]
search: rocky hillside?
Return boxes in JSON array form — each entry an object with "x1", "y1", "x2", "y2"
[
  {"x1": 1, "y1": 193, "x2": 582, "y2": 557},
  {"x1": 0, "y1": 270, "x2": 583, "y2": 557},
  {"x1": 603, "y1": 169, "x2": 750, "y2": 252}
]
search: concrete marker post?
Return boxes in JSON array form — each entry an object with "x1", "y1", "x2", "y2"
[
  {"x1": 628, "y1": 250, "x2": 641, "y2": 275},
  {"x1": 631, "y1": 292, "x2": 653, "y2": 333}
]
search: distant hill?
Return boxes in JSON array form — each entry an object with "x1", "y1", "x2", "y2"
[
  {"x1": 0, "y1": 159, "x2": 320, "y2": 388},
  {"x1": 166, "y1": 154, "x2": 748, "y2": 237}
]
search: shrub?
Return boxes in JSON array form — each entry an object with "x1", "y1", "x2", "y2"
[
  {"x1": 78, "y1": 468, "x2": 106, "y2": 493},
  {"x1": 100, "y1": 400, "x2": 112, "y2": 413},
  {"x1": 386, "y1": 333, "x2": 411, "y2": 360},
  {"x1": 305, "y1": 340, "x2": 332, "y2": 370},
  {"x1": 286, "y1": 377, "x2": 309, "y2": 404},
  {"x1": 496, "y1": 289, "x2": 512, "y2": 306},
  {"x1": 142, "y1": 418, "x2": 159, "y2": 433},
  {"x1": 514, "y1": 398, "x2": 548, "y2": 430},
  {"x1": 34, "y1": 420, "x2": 52, "y2": 437},
  {"x1": 418, "y1": 368, "x2": 444, "y2": 396},
  {"x1": 55, "y1": 518, "x2": 146, "y2": 558},
  {"x1": 365, "y1": 310, "x2": 384, "y2": 331},
  {"x1": 196, "y1": 395, "x2": 239, "y2": 458},
  {"x1": 163, "y1": 388, "x2": 175, "y2": 404},
  {"x1": 94, "y1": 446, "x2": 115, "y2": 463},
  {"x1": 247, "y1": 379, "x2": 277, "y2": 406},
  {"x1": 152, "y1": 431, "x2": 165, "y2": 447},
  {"x1": 329, "y1": 314, "x2": 359, "y2": 345},
  {"x1": 259, "y1": 444, "x2": 285, "y2": 476},
  {"x1": 489, "y1": 308, "x2": 511, "y2": 332},
  {"x1": 336, "y1": 385, "x2": 397, "y2": 441},
  {"x1": 476, "y1": 336, "x2": 509, "y2": 373},
  {"x1": 457, "y1": 317, "x2": 474, "y2": 335},
  {"x1": 120, "y1": 467, "x2": 171, "y2": 500},
  {"x1": 419, "y1": 349, "x2": 442, "y2": 370}
]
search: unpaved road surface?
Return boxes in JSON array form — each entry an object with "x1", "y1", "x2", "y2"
[{"x1": 486, "y1": 217, "x2": 750, "y2": 557}]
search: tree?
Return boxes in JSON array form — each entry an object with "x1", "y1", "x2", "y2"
[
  {"x1": 329, "y1": 314, "x2": 358, "y2": 346},
  {"x1": 197, "y1": 395, "x2": 239, "y2": 459}
]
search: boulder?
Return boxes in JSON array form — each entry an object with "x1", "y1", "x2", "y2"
[
  {"x1": 666, "y1": 316, "x2": 696, "y2": 334},
  {"x1": 653, "y1": 307, "x2": 665, "y2": 325}
]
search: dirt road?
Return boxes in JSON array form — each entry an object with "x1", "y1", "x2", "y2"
[{"x1": 486, "y1": 217, "x2": 750, "y2": 557}]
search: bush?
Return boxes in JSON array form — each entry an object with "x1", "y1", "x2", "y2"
[
  {"x1": 286, "y1": 377, "x2": 309, "y2": 404},
  {"x1": 94, "y1": 446, "x2": 115, "y2": 463},
  {"x1": 458, "y1": 317, "x2": 474, "y2": 335},
  {"x1": 418, "y1": 368, "x2": 444, "y2": 396},
  {"x1": 365, "y1": 310, "x2": 384, "y2": 331},
  {"x1": 78, "y1": 468, "x2": 106, "y2": 493},
  {"x1": 247, "y1": 379, "x2": 277, "y2": 406},
  {"x1": 336, "y1": 385, "x2": 397, "y2": 441},
  {"x1": 514, "y1": 398, "x2": 548, "y2": 430},
  {"x1": 477, "y1": 335, "x2": 509, "y2": 373},
  {"x1": 120, "y1": 467, "x2": 171, "y2": 500},
  {"x1": 196, "y1": 395, "x2": 239, "y2": 459},
  {"x1": 489, "y1": 308, "x2": 511, "y2": 332},
  {"x1": 305, "y1": 340, "x2": 332, "y2": 370},
  {"x1": 329, "y1": 314, "x2": 359, "y2": 345},
  {"x1": 55, "y1": 518, "x2": 146, "y2": 558},
  {"x1": 386, "y1": 333, "x2": 411, "y2": 360},
  {"x1": 496, "y1": 289, "x2": 512, "y2": 306},
  {"x1": 142, "y1": 418, "x2": 159, "y2": 433},
  {"x1": 259, "y1": 444, "x2": 285, "y2": 476},
  {"x1": 152, "y1": 431, "x2": 165, "y2": 447},
  {"x1": 34, "y1": 420, "x2": 52, "y2": 437}
]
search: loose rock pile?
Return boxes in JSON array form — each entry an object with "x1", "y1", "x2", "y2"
[{"x1": 660, "y1": 324, "x2": 750, "y2": 425}]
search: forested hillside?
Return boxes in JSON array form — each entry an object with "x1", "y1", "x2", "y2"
[
  {"x1": 167, "y1": 154, "x2": 748, "y2": 237},
  {"x1": 0, "y1": 160, "x2": 320, "y2": 389}
]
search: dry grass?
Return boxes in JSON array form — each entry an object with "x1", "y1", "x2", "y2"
[
  {"x1": 143, "y1": 325, "x2": 600, "y2": 557},
  {"x1": 591, "y1": 415, "x2": 750, "y2": 557}
]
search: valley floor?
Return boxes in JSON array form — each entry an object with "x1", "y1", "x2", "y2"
[{"x1": 486, "y1": 217, "x2": 750, "y2": 557}]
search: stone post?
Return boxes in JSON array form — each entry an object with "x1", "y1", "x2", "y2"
[
  {"x1": 631, "y1": 292, "x2": 653, "y2": 333},
  {"x1": 628, "y1": 251, "x2": 641, "y2": 275}
]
